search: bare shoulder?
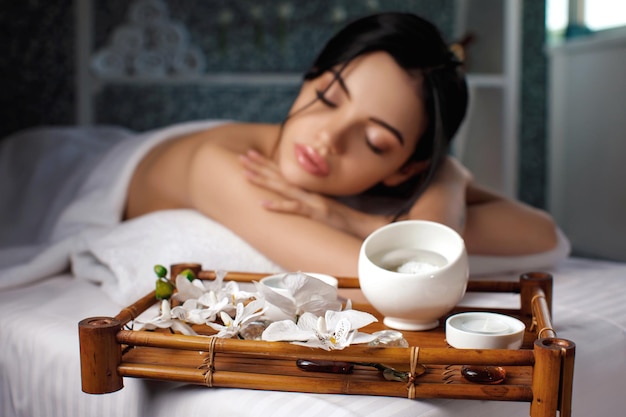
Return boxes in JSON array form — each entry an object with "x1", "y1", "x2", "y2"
[
  {"x1": 125, "y1": 122, "x2": 278, "y2": 218},
  {"x1": 190, "y1": 122, "x2": 279, "y2": 152}
]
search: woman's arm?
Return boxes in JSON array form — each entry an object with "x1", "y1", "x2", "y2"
[
  {"x1": 403, "y1": 157, "x2": 559, "y2": 255},
  {"x1": 239, "y1": 150, "x2": 559, "y2": 257},
  {"x1": 462, "y1": 184, "x2": 559, "y2": 255},
  {"x1": 189, "y1": 143, "x2": 364, "y2": 276},
  {"x1": 240, "y1": 149, "x2": 389, "y2": 239}
]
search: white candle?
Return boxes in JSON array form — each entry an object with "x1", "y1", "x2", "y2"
[{"x1": 461, "y1": 318, "x2": 512, "y2": 334}]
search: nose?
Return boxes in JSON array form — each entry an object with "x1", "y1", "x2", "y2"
[{"x1": 316, "y1": 118, "x2": 348, "y2": 155}]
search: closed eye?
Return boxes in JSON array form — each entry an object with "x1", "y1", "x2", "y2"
[
  {"x1": 366, "y1": 139, "x2": 384, "y2": 155},
  {"x1": 315, "y1": 89, "x2": 338, "y2": 108}
]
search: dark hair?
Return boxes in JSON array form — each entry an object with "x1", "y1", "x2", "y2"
[{"x1": 299, "y1": 12, "x2": 468, "y2": 219}]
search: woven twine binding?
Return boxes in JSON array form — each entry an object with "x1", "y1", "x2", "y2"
[
  {"x1": 201, "y1": 337, "x2": 218, "y2": 387},
  {"x1": 406, "y1": 346, "x2": 420, "y2": 399}
]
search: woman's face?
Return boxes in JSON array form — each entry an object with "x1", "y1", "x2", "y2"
[{"x1": 276, "y1": 51, "x2": 428, "y2": 196}]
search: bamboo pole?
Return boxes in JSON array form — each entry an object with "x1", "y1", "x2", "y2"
[
  {"x1": 531, "y1": 338, "x2": 575, "y2": 417},
  {"x1": 117, "y1": 361, "x2": 534, "y2": 401},
  {"x1": 195, "y1": 269, "x2": 361, "y2": 288},
  {"x1": 530, "y1": 337, "x2": 575, "y2": 417},
  {"x1": 114, "y1": 290, "x2": 157, "y2": 326},
  {"x1": 532, "y1": 291, "x2": 556, "y2": 339},
  {"x1": 116, "y1": 330, "x2": 534, "y2": 366},
  {"x1": 78, "y1": 317, "x2": 123, "y2": 394},
  {"x1": 520, "y1": 272, "x2": 553, "y2": 321},
  {"x1": 193, "y1": 268, "x2": 526, "y2": 293},
  {"x1": 558, "y1": 339, "x2": 576, "y2": 417}
]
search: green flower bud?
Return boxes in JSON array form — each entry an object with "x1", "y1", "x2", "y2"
[
  {"x1": 180, "y1": 268, "x2": 196, "y2": 282},
  {"x1": 153, "y1": 264, "x2": 167, "y2": 278},
  {"x1": 155, "y1": 277, "x2": 174, "y2": 300}
]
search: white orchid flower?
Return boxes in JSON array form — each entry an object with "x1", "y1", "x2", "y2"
[
  {"x1": 188, "y1": 270, "x2": 257, "y2": 309},
  {"x1": 136, "y1": 299, "x2": 197, "y2": 336},
  {"x1": 255, "y1": 272, "x2": 342, "y2": 321},
  {"x1": 221, "y1": 280, "x2": 258, "y2": 307},
  {"x1": 206, "y1": 299, "x2": 267, "y2": 338},
  {"x1": 173, "y1": 274, "x2": 206, "y2": 301},
  {"x1": 203, "y1": 270, "x2": 233, "y2": 296},
  {"x1": 261, "y1": 309, "x2": 378, "y2": 350},
  {"x1": 170, "y1": 297, "x2": 230, "y2": 325}
]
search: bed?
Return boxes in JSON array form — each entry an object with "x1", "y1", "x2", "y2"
[{"x1": 1, "y1": 124, "x2": 625, "y2": 417}]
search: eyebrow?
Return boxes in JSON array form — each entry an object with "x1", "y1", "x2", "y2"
[
  {"x1": 369, "y1": 117, "x2": 405, "y2": 145},
  {"x1": 331, "y1": 68, "x2": 405, "y2": 146},
  {"x1": 330, "y1": 68, "x2": 350, "y2": 98}
]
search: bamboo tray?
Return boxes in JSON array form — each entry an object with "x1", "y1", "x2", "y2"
[{"x1": 79, "y1": 265, "x2": 575, "y2": 417}]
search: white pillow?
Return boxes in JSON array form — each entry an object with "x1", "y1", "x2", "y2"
[{"x1": 71, "y1": 209, "x2": 284, "y2": 306}]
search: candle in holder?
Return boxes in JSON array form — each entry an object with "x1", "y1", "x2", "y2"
[
  {"x1": 460, "y1": 316, "x2": 513, "y2": 334},
  {"x1": 445, "y1": 312, "x2": 526, "y2": 385},
  {"x1": 445, "y1": 312, "x2": 525, "y2": 349}
]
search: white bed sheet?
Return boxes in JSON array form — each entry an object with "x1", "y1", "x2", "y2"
[{"x1": 2, "y1": 257, "x2": 625, "y2": 417}]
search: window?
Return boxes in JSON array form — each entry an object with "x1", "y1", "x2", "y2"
[
  {"x1": 547, "y1": 0, "x2": 626, "y2": 39},
  {"x1": 585, "y1": 0, "x2": 626, "y2": 31}
]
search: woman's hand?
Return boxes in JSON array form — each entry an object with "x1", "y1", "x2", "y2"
[
  {"x1": 239, "y1": 150, "x2": 388, "y2": 238},
  {"x1": 239, "y1": 150, "x2": 333, "y2": 221}
]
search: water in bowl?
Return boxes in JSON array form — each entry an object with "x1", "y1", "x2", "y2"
[{"x1": 372, "y1": 248, "x2": 448, "y2": 273}]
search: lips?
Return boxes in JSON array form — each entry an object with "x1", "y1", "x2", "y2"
[{"x1": 294, "y1": 144, "x2": 330, "y2": 177}]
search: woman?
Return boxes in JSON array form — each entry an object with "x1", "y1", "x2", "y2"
[{"x1": 125, "y1": 13, "x2": 559, "y2": 276}]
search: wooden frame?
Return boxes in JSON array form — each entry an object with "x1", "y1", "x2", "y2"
[{"x1": 79, "y1": 266, "x2": 574, "y2": 417}]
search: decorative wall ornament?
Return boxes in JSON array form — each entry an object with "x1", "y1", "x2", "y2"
[{"x1": 91, "y1": 0, "x2": 206, "y2": 78}]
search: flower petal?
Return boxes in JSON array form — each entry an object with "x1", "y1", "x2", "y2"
[
  {"x1": 254, "y1": 281, "x2": 297, "y2": 317},
  {"x1": 298, "y1": 299, "x2": 343, "y2": 317},
  {"x1": 261, "y1": 320, "x2": 314, "y2": 342},
  {"x1": 171, "y1": 320, "x2": 197, "y2": 336},
  {"x1": 288, "y1": 272, "x2": 337, "y2": 305},
  {"x1": 350, "y1": 331, "x2": 378, "y2": 345},
  {"x1": 174, "y1": 274, "x2": 204, "y2": 301},
  {"x1": 333, "y1": 318, "x2": 352, "y2": 344},
  {"x1": 325, "y1": 309, "x2": 377, "y2": 330},
  {"x1": 296, "y1": 312, "x2": 319, "y2": 331}
]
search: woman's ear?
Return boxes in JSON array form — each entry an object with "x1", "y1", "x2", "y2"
[{"x1": 382, "y1": 160, "x2": 430, "y2": 187}]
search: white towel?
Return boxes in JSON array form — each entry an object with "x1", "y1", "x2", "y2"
[{"x1": 0, "y1": 120, "x2": 226, "y2": 294}]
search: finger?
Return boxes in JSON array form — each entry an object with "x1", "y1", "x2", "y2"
[
  {"x1": 239, "y1": 153, "x2": 282, "y2": 180},
  {"x1": 244, "y1": 150, "x2": 280, "y2": 173},
  {"x1": 260, "y1": 200, "x2": 310, "y2": 217},
  {"x1": 244, "y1": 169, "x2": 307, "y2": 199}
]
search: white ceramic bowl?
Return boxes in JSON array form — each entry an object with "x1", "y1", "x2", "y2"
[
  {"x1": 446, "y1": 312, "x2": 526, "y2": 349},
  {"x1": 358, "y1": 220, "x2": 469, "y2": 331}
]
